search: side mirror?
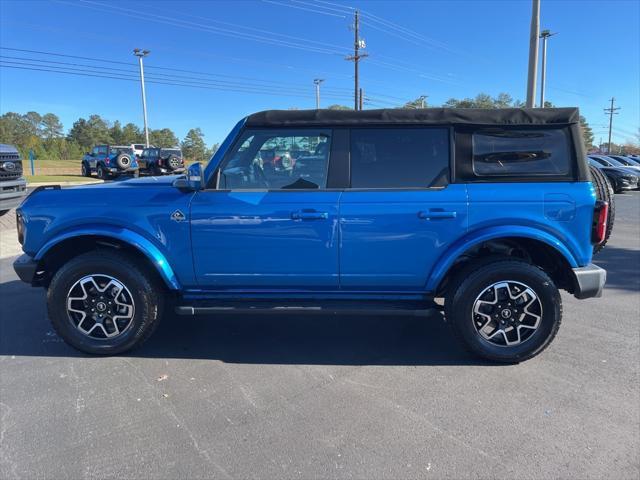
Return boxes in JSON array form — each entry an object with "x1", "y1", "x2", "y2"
[{"x1": 174, "y1": 162, "x2": 203, "y2": 191}]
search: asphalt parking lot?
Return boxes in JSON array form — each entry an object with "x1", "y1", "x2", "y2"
[{"x1": 0, "y1": 193, "x2": 638, "y2": 480}]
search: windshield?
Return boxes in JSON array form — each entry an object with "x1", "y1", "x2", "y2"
[
  {"x1": 111, "y1": 147, "x2": 133, "y2": 155},
  {"x1": 160, "y1": 149, "x2": 182, "y2": 157}
]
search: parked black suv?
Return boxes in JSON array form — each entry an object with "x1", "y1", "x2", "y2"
[{"x1": 138, "y1": 147, "x2": 185, "y2": 175}]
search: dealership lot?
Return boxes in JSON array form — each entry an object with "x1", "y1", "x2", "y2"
[{"x1": 0, "y1": 193, "x2": 638, "y2": 479}]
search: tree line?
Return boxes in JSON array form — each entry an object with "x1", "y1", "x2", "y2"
[
  {"x1": 0, "y1": 112, "x2": 218, "y2": 162},
  {"x1": 5, "y1": 92, "x2": 634, "y2": 160}
]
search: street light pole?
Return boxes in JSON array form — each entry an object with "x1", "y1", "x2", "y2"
[
  {"x1": 539, "y1": 30, "x2": 557, "y2": 107},
  {"x1": 313, "y1": 79, "x2": 324, "y2": 109},
  {"x1": 525, "y1": 0, "x2": 540, "y2": 108},
  {"x1": 133, "y1": 48, "x2": 150, "y2": 147}
]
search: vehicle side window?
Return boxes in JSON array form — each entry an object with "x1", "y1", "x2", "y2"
[
  {"x1": 218, "y1": 129, "x2": 331, "y2": 190},
  {"x1": 349, "y1": 128, "x2": 449, "y2": 188},
  {"x1": 472, "y1": 128, "x2": 569, "y2": 176}
]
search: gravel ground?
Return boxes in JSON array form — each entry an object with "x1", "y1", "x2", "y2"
[{"x1": 0, "y1": 192, "x2": 638, "y2": 480}]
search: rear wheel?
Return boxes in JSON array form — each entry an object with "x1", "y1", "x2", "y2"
[
  {"x1": 445, "y1": 259, "x2": 562, "y2": 363},
  {"x1": 47, "y1": 250, "x2": 163, "y2": 355},
  {"x1": 589, "y1": 165, "x2": 615, "y2": 254},
  {"x1": 96, "y1": 165, "x2": 108, "y2": 180}
]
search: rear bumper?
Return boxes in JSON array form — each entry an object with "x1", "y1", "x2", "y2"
[
  {"x1": 13, "y1": 253, "x2": 38, "y2": 284},
  {"x1": 572, "y1": 264, "x2": 606, "y2": 299}
]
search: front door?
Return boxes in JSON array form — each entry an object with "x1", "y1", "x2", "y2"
[
  {"x1": 190, "y1": 128, "x2": 340, "y2": 290},
  {"x1": 339, "y1": 127, "x2": 468, "y2": 291}
]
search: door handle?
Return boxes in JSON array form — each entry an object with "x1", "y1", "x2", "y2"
[
  {"x1": 291, "y1": 210, "x2": 329, "y2": 220},
  {"x1": 418, "y1": 210, "x2": 457, "y2": 220}
]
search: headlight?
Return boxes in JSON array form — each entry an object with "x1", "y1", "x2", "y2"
[{"x1": 16, "y1": 211, "x2": 24, "y2": 245}]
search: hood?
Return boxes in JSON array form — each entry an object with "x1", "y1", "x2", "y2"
[
  {"x1": 21, "y1": 175, "x2": 189, "y2": 210},
  {"x1": 601, "y1": 166, "x2": 639, "y2": 177},
  {"x1": 68, "y1": 175, "x2": 182, "y2": 190}
]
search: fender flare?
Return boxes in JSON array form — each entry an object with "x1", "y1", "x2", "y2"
[
  {"x1": 34, "y1": 225, "x2": 181, "y2": 290},
  {"x1": 426, "y1": 225, "x2": 580, "y2": 292}
]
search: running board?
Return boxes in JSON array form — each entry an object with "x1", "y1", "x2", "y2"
[{"x1": 175, "y1": 300, "x2": 439, "y2": 316}]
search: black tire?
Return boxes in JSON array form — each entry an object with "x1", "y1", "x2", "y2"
[
  {"x1": 47, "y1": 250, "x2": 163, "y2": 355},
  {"x1": 589, "y1": 165, "x2": 615, "y2": 254},
  {"x1": 96, "y1": 165, "x2": 108, "y2": 180},
  {"x1": 81, "y1": 162, "x2": 91, "y2": 177},
  {"x1": 0, "y1": 209, "x2": 9, "y2": 217},
  {"x1": 445, "y1": 258, "x2": 562, "y2": 363}
]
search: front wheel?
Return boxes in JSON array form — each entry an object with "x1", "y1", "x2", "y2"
[
  {"x1": 47, "y1": 250, "x2": 163, "y2": 355},
  {"x1": 81, "y1": 162, "x2": 91, "y2": 177},
  {"x1": 445, "y1": 259, "x2": 562, "y2": 363}
]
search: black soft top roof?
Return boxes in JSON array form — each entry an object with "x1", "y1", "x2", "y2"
[{"x1": 245, "y1": 107, "x2": 580, "y2": 128}]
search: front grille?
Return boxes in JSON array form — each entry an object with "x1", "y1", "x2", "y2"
[
  {"x1": 0, "y1": 170, "x2": 22, "y2": 180},
  {"x1": 0, "y1": 158, "x2": 23, "y2": 178},
  {"x1": 0, "y1": 153, "x2": 20, "y2": 162}
]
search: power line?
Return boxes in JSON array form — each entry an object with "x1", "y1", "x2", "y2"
[
  {"x1": 4, "y1": 22, "x2": 356, "y2": 81},
  {"x1": 59, "y1": 0, "x2": 348, "y2": 56},
  {"x1": 0, "y1": 49, "x2": 355, "y2": 96},
  {"x1": 261, "y1": 0, "x2": 347, "y2": 18},
  {"x1": 0, "y1": 62, "x2": 355, "y2": 100}
]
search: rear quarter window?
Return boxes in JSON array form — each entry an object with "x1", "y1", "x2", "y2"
[{"x1": 472, "y1": 128, "x2": 570, "y2": 176}]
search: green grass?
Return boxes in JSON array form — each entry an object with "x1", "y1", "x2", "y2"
[{"x1": 27, "y1": 175, "x2": 99, "y2": 183}]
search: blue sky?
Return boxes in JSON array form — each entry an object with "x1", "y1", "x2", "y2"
[{"x1": 1, "y1": 0, "x2": 638, "y2": 147}]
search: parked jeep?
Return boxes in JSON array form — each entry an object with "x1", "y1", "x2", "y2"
[
  {"x1": 81, "y1": 145, "x2": 139, "y2": 179},
  {"x1": 13, "y1": 108, "x2": 607, "y2": 363},
  {"x1": 0, "y1": 144, "x2": 27, "y2": 216},
  {"x1": 138, "y1": 147, "x2": 185, "y2": 175}
]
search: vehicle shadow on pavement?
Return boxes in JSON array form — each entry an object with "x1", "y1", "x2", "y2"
[
  {"x1": 0, "y1": 274, "x2": 491, "y2": 366},
  {"x1": 593, "y1": 245, "x2": 640, "y2": 293}
]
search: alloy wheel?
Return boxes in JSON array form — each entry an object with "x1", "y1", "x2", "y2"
[
  {"x1": 472, "y1": 280, "x2": 542, "y2": 347},
  {"x1": 66, "y1": 274, "x2": 135, "y2": 339}
]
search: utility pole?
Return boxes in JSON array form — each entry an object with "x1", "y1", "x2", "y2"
[
  {"x1": 539, "y1": 30, "x2": 557, "y2": 107},
  {"x1": 359, "y1": 88, "x2": 363, "y2": 110},
  {"x1": 604, "y1": 97, "x2": 620, "y2": 154},
  {"x1": 313, "y1": 79, "x2": 324, "y2": 109},
  {"x1": 133, "y1": 48, "x2": 150, "y2": 147},
  {"x1": 346, "y1": 10, "x2": 367, "y2": 110},
  {"x1": 526, "y1": 0, "x2": 540, "y2": 108},
  {"x1": 419, "y1": 95, "x2": 428, "y2": 108}
]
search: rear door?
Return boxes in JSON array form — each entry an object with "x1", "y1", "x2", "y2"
[
  {"x1": 88, "y1": 147, "x2": 99, "y2": 168},
  {"x1": 339, "y1": 127, "x2": 468, "y2": 291}
]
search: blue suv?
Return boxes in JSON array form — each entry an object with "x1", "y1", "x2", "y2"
[
  {"x1": 81, "y1": 145, "x2": 140, "y2": 179},
  {"x1": 13, "y1": 108, "x2": 607, "y2": 362}
]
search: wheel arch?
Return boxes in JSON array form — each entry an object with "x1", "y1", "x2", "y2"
[
  {"x1": 34, "y1": 228, "x2": 180, "y2": 290},
  {"x1": 429, "y1": 227, "x2": 579, "y2": 296}
]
